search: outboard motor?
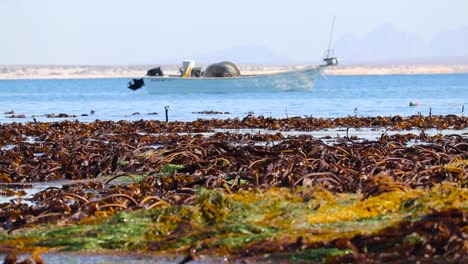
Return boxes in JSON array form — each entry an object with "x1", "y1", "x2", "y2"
[
  {"x1": 204, "y1": 61, "x2": 241, "y2": 77},
  {"x1": 146, "y1": 67, "x2": 164, "y2": 76},
  {"x1": 128, "y1": 78, "x2": 144, "y2": 90}
]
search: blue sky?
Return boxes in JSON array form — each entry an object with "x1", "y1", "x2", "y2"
[{"x1": 1, "y1": 0, "x2": 467, "y2": 64}]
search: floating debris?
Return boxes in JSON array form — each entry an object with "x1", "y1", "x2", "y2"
[
  {"x1": 192, "y1": 111, "x2": 231, "y2": 115},
  {"x1": 44, "y1": 113, "x2": 77, "y2": 118},
  {"x1": 6, "y1": 114, "x2": 26, "y2": 119}
]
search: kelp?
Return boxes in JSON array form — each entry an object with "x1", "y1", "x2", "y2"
[
  {"x1": 0, "y1": 115, "x2": 467, "y2": 262},
  {"x1": 1, "y1": 184, "x2": 466, "y2": 260},
  {"x1": 0, "y1": 117, "x2": 466, "y2": 186}
]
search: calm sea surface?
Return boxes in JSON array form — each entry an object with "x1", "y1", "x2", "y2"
[{"x1": 0, "y1": 74, "x2": 467, "y2": 123}]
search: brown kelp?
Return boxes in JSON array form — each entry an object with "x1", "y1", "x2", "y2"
[{"x1": 0, "y1": 115, "x2": 467, "y2": 262}]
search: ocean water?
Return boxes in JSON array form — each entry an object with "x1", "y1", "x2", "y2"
[{"x1": 0, "y1": 74, "x2": 466, "y2": 123}]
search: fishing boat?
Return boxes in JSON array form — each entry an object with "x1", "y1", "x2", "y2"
[
  {"x1": 128, "y1": 18, "x2": 339, "y2": 94},
  {"x1": 128, "y1": 55, "x2": 338, "y2": 94}
]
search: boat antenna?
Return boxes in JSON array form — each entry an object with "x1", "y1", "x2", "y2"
[{"x1": 326, "y1": 16, "x2": 336, "y2": 59}]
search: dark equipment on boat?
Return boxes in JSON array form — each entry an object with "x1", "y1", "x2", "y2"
[
  {"x1": 128, "y1": 78, "x2": 144, "y2": 90},
  {"x1": 146, "y1": 67, "x2": 164, "y2": 77},
  {"x1": 323, "y1": 57, "x2": 339, "y2": 66},
  {"x1": 204, "y1": 61, "x2": 241, "y2": 77},
  {"x1": 190, "y1": 67, "x2": 203, "y2": 77}
]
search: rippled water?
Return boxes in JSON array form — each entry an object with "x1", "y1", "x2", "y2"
[{"x1": 0, "y1": 74, "x2": 466, "y2": 123}]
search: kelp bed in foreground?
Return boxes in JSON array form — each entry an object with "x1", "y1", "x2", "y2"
[{"x1": 0, "y1": 115, "x2": 467, "y2": 263}]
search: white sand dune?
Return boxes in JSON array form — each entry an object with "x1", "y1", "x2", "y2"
[{"x1": 1, "y1": 64, "x2": 468, "y2": 80}]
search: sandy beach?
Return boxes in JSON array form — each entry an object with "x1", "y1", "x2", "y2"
[{"x1": 1, "y1": 64, "x2": 468, "y2": 80}]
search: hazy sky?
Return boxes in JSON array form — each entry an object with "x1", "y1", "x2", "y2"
[{"x1": 1, "y1": 0, "x2": 467, "y2": 64}]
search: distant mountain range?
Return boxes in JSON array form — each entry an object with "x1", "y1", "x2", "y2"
[
  {"x1": 334, "y1": 24, "x2": 468, "y2": 64},
  {"x1": 163, "y1": 24, "x2": 468, "y2": 66}
]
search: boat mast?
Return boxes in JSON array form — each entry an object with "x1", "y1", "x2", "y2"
[
  {"x1": 323, "y1": 16, "x2": 338, "y2": 66},
  {"x1": 326, "y1": 16, "x2": 336, "y2": 59}
]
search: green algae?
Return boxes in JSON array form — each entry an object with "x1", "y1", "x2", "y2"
[
  {"x1": 104, "y1": 164, "x2": 185, "y2": 187},
  {"x1": 160, "y1": 163, "x2": 184, "y2": 174},
  {"x1": 29, "y1": 211, "x2": 152, "y2": 251},
  {"x1": 1, "y1": 183, "x2": 467, "y2": 257}
]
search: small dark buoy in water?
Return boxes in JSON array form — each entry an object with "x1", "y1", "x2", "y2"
[{"x1": 128, "y1": 78, "x2": 144, "y2": 90}]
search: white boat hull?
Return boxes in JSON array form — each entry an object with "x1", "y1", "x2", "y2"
[{"x1": 142, "y1": 67, "x2": 325, "y2": 94}]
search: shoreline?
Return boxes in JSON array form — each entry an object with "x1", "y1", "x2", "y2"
[{"x1": 1, "y1": 64, "x2": 468, "y2": 80}]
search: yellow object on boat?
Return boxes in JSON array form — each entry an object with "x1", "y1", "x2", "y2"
[
  {"x1": 183, "y1": 65, "x2": 191, "y2": 78},
  {"x1": 182, "y1": 60, "x2": 195, "y2": 78}
]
